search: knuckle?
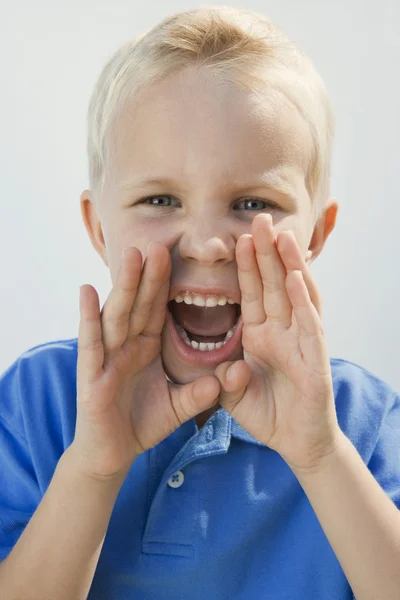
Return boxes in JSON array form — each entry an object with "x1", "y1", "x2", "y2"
[
  {"x1": 119, "y1": 278, "x2": 140, "y2": 294},
  {"x1": 262, "y1": 278, "x2": 280, "y2": 294},
  {"x1": 104, "y1": 312, "x2": 130, "y2": 328},
  {"x1": 134, "y1": 305, "x2": 151, "y2": 321},
  {"x1": 78, "y1": 337, "x2": 103, "y2": 353},
  {"x1": 241, "y1": 289, "x2": 259, "y2": 303}
]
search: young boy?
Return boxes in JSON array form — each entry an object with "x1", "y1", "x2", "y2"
[{"x1": 0, "y1": 6, "x2": 399, "y2": 600}]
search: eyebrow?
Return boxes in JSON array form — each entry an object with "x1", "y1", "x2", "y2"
[
  {"x1": 119, "y1": 171, "x2": 300, "y2": 205},
  {"x1": 119, "y1": 176, "x2": 180, "y2": 191}
]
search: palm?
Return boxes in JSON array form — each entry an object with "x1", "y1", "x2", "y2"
[
  {"x1": 216, "y1": 214, "x2": 339, "y2": 472},
  {"x1": 76, "y1": 332, "x2": 166, "y2": 471},
  {"x1": 228, "y1": 321, "x2": 332, "y2": 467},
  {"x1": 92, "y1": 326, "x2": 217, "y2": 465},
  {"x1": 75, "y1": 243, "x2": 220, "y2": 480},
  {"x1": 125, "y1": 354, "x2": 180, "y2": 453}
]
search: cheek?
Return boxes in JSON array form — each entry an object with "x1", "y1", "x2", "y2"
[
  {"x1": 120, "y1": 221, "x2": 159, "y2": 254},
  {"x1": 106, "y1": 224, "x2": 149, "y2": 286},
  {"x1": 273, "y1": 217, "x2": 309, "y2": 254},
  {"x1": 127, "y1": 218, "x2": 178, "y2": 253}
]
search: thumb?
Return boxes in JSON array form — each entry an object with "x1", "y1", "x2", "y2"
[
  {"x1": 168, "y1": 375, "x2": 220, "y2": 423},
  {"x1": 214, "y1": 360, "x2": 250, "y2": 414}
]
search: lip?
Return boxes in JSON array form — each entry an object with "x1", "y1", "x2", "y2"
[
  {"x1": 166, "y1": 308, "x2": 243, "y2": 367},
  {"x1": 168, "y1": 284, "x2": 241, "y2": 305}
]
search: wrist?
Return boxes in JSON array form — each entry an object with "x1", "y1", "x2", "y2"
[
  {"x1": 60, "y1": 444, "x2": 132, "y2": 490},
  {"x1": 288, "y1": 429, "x2": 349, "y2": 481}
]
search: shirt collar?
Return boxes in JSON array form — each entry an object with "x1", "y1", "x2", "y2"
[
  {"x1": 166, "y1": 375, "x2": 266, "y2": 447},
  {"x1": 229, "y1": 410, "x2": 267, "y2": 446}
]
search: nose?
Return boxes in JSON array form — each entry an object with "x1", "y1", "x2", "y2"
[{"x1": 179, "y1": 218, "x2": 236, "y2": 266}]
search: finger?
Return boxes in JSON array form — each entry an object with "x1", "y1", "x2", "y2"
[
  {"x1": 236, "y1": 234, "x2": 266, "y2": 326},
  {"x1": 169, "y1": 375, "x2": 220, "y2": 423},
  {"x1": 78, "y1": 284, "x2": 104, "y2": 383},
  {"x1": 100, "y1": 246, "x2": 143, "y2": 353},
  {"x1": 277, "y1": 230, "x2": 322, "y2": 317},
  {"x1": 214, "y1": 360, "x2": 251, "y2": 415},
  {"x1": 143, "y1": 275, "x2": 171, "y2": 336},
  {"x1": 252, "y1": 213, "x2": 292, "y2": 328},
  {"x1": 128, "y1": 243, "x2": 171, "y2": 338},
  {"x1": 136, "y1": 245, "x2": 171, "y2": 336},
  {"x1": 285, "y1": 270, "x2": 326, "y2": 369}
]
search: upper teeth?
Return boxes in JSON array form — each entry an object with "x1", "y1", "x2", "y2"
[{"x1": 174, "y1": 292, "x2": 235, "y2": 307}]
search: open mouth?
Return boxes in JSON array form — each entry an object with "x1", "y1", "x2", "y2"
[
  {"x1": 166, "y1": 291, "x2": 243, "y2": 365},
  {"x1": 169, "y1": 299, "x2": 241, "y2": 350}
]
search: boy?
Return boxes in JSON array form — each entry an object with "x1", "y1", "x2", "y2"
[{"x1": 0, "y1": 6, "x2": 399, "y2": 599}]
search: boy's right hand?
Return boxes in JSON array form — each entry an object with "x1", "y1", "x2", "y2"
[{"x1": 71, "y1": 243, "x2": 220, "y2": 483}]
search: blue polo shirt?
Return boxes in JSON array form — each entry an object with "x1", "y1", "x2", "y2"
[{"x1": 0, "y1": 338, "x2": 399, "y2": 599}]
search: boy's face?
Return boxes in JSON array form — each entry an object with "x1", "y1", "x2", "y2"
[{"x1": 81, "y1": 67, "x2": 338, "y2": 385}]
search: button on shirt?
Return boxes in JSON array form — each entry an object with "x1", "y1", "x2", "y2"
[
  {"x1": 0, "y1": 338, "x2": 399, "y2": 600},
  {"x1": 167, "y1": 471, "x2": 184, "y2": 488}
]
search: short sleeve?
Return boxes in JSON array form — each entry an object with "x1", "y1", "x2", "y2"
[
  {"x1": 367, "y1": 392, "x2": 400, "y2": 509},
  {"x1": 0, "y1": 361, "x2": 41, "y2": 562}
]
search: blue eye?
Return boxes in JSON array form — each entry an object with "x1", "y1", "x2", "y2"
[
  {"x1": 143, "y1": 195, "x2": 179, "y2": 207},
  {"x1": 235, "y1": 198, "x2": 276, "y2": 211},
  {"x1": 139, "y1": 195, "x2": 277, "y2": 211}
]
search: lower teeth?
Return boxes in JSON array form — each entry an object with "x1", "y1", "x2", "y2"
[{"x1": 176, "y1": 323, "x2": 238, "y2": 351}]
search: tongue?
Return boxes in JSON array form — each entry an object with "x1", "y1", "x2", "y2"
[{"x1": 171, "y1": 302, "x2": 237, "y2": 337}]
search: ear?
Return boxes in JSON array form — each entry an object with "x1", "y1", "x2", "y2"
[
  {"x1": 307, "y1": 198, "x2": 339, "y2": 264},
  {"x1": 80, "y1": 189, "x2": 109, "y2": 267}
]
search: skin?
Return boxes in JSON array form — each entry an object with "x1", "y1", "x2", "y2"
[{"x1": 80, "y1": 66, "x2": 338, "y2": 431}]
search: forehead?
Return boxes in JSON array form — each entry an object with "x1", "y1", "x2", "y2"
[{"x1": 107, "y1": 67, "x2": 312, "y2": 196}]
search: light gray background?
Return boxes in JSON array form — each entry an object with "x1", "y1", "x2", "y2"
[{"x1": 1, "y1": 0, "x2": 399, "y2": 389}]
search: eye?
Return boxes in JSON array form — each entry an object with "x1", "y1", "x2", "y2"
[
  {"x1": 235, "y1": 198, "x2": 278, "y2": 211},
  {"x1": 136, "y1": 195, "x2": 278, "y2": 211},
  {"x1": 142, "y1": 195, "x2": 180, "y2": 207}
]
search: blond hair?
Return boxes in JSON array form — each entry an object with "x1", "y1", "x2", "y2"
[{"x1": 86, "y1": 6, "x2": 334, "y2": 220}]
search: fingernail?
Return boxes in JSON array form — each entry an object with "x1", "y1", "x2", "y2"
[{"x1": 147, "y1": 241, "x2": 154, "y2": 254}]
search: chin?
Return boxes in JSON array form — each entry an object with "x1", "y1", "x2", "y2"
[{"x1": 162, "y1": 350, "x2": 217, "y2": 384}]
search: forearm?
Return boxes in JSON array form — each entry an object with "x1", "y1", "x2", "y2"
[
  {"x1": 292, "y1": 431, "x2": 400, "y2": 600},
  {"x1": 0, "y1": 445, "x2": 128, "y2": 600}
]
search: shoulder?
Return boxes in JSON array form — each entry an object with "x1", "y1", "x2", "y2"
[
  {"x1": 11, "y1": 336, "x2": 78, "y2": 380},
  {"x1": 17, "y1": 336, "x2": 78, "y2": 365},
  {"x1": 0, "y1": 337, "x2": 79, "y2": 451},
  {"x1": 330, "y1": 356, "x2": 397, "y2": 400},
  {"x1": 1, "y1": 337, "x2": 78, "y2": 407},
  {"x1": 329, "y1": 357, "x2": 398, "y2": 461}
]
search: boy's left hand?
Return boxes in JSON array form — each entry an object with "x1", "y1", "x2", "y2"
[{"x1": 214, "y1": 213, "x2": 343, "y2": 474}]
